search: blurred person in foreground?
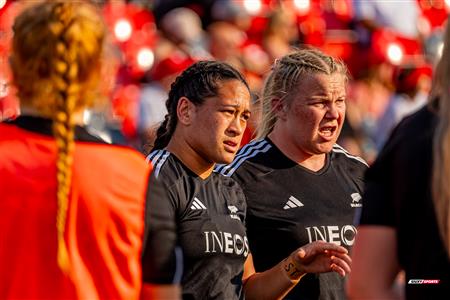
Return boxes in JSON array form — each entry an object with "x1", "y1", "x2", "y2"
[
  {"x1": 347, "y1": 20, "x2": 450, "y2": 300},
  {"x1": 142, "y1": 60, "x2": 352, "y2": 300},
  {"x1": 0, "y1": 1, "x2": 153, "y2": 299},
  {"x1": 217, "y1": 48, "x2": 367, "y2": 299}
]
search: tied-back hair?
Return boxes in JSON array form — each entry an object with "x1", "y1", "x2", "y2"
[
  {"x1": 257, "y1": 48, "x2": 349, "y2": 139},
  {"x1": 431, "y1": 18, "x2": 450, "y2": 257},
  {"x1": 11, "y1": 0, "x2": 106, "y2": 274},
  {"x1": 152, "y1": 60, "x2": 249, "y2": 150}
]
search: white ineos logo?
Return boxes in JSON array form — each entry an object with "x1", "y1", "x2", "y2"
[{"x1": 306, "y1": 225, "x2": 357, "y2": 246}]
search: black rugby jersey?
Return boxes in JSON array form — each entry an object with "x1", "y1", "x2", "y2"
[
  {"x1": 142, "y1": 150, "x2": 249, "y2": 300},
  {"x1": 361, "y1": 106, "x2": 450, "y2": 299},
  {"x1": 216, "y1": 138, "x2": 367, "y2": 300}
]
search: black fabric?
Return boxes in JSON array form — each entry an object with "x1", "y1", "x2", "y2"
[
  {"x1": 361, "y1": 106, "x2": 450, "y2": 299},
  {"x1": 7, "y1": 115, "x2": 107, "y2": 144},
  {"x1": 142, "y1": 150, "x2": 248, "y2": 300},
  {"x1": 219, "y1": 138, "x2": 367, "y2": 300}
]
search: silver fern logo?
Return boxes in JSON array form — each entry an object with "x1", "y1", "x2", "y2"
[{"x1": 350, "y1": 193, "x2": 362, "y2": 207}]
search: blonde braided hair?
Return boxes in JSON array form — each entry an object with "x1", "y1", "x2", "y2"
[
  {"x1": 10, "y1": 0, "x2": 106, "y2": 274},
  {"x1": 257, "y1": 48, "x2": 349, "y2": 138}
]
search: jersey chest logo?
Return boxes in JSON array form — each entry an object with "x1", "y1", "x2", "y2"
[
  {"x1": 190, "y1": 197, "x2": 207, "y2": 210},
  {"x1": 228, "y1": 205, "x2": 240, "y2": 220},
  {"x1": 283, "y1": 195, "x2": 304, "y2": 210},
  {"x1": 350, "y1": 193, "x2": 362, "y2": 208},
  {"x1": 306, "y1": 224, "x2": 357, "y2": 246}
]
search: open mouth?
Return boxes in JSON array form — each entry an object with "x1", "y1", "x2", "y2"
[{"x1": 319, "y1": 126, "x2": 337, "y2": 139}]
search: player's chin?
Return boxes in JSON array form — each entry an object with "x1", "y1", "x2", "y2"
[
  {"x1": 216, "y1": 151, "x2": 237, "y2": 165},
  {"x1": 315, "y1": 141, "x2": 335, "y2": 154}
]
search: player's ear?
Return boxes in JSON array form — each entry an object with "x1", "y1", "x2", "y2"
[
  {"x1": 177, "y1": 97, "x2": 195, "y2": 125},
  {"x1": 272, "y1": 97, "x2": 288, "y2": 120}
]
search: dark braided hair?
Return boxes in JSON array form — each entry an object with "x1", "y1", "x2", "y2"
[{"x1": 152, "y1": 60, "x2": 249, "y2": 150}]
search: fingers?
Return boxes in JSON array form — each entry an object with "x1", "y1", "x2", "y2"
[
  {"x1": 293, "y1": 242, "x2": 353, "y2": 276},
  {"x1": 297, "y1": 241, "x2": 323, "y2": 259},
  {"x1": 297, "y1": 241, "x2": 348, "y2": 261},
  {"x1": 298, "y1": 248, "x2": 306, "y2": 259},
  {"x1": 313, "y1": 241, "x2": 348, "y2": 254},
  {"x1": 328, "y1": 251, "x2": 352, "y2": 266},
  {"x1": 330, "y1": 255, "x2": 352, "y2": 276},
  {"x1": 330, "y1": 263, "x2": 346, "y2": 277}
]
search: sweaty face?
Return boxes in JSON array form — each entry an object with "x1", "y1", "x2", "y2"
[
  {"x1": 188, "y1": 79, "x2": 251, "y2": 164},
  {"x1": 283, "y1": 72, "x2": 346, "y2": 156}
]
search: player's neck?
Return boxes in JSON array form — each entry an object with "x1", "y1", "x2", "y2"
[
  {"x1": 166, "y1": 135, "x2": 214, "y2": 180},
  {"x1": 268, "y1": 130, "x2": 326, "y2": 172}
]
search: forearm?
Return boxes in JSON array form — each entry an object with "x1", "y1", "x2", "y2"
[
  {"x1": 243, "y1": 241, "x2": 350, "y2": 300},
  {"x1": 347, "y1": 270, "x2": 404, "y2": 300},
  {"x1": 244, "y1": 256, "x2": 304, "y2": 300},
  {"x1": 347, "y1": 226, "x2": 402, "y2": 300}
]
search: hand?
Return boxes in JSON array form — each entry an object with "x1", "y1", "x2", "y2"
[{"x1": 290, "y1": 240, "x2": 352, "y2": 277}]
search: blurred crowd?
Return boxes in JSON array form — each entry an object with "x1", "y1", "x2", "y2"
[{"x1": 1, "y1": 0, "x2": 448, "y2": 163}]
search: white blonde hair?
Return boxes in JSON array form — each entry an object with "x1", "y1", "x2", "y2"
[{"x1": 257, "y1": 48, "x2": 349, "y2": 139}]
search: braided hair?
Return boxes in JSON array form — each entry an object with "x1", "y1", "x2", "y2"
[
  {"x1": 257, "y1": 48, "x2": 349, "y2": 138},
  {"x1": 152, "y1": 60, "x2": 249, "y2": 150},
  {"x1": 11, "y1": 0, "x2": 106, "y2": 274}
]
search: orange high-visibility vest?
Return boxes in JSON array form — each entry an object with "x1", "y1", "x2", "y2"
[{"x1": 0, "y1": 121, "x2": 151, "y2": 300}]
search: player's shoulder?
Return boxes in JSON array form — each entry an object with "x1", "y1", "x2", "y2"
[
  {"x1": 146, "y1": 149, "x2": 186, "y2": 185},
  {"x1": 331, "y1": 144, "x2": 368, "y2": 170},
  {"x1": 215, "y1": 139, "x2": 274, "y2": 177},
  {"x1": 211, "y1": 169, "x2": 244, "y2": 192}
]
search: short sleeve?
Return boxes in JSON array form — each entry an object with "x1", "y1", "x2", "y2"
[{"x1": 142, "y1": 172, "x2": 183, "y2": 284}]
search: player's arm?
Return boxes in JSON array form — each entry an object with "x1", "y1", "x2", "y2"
[
  {"x1": 140, "y1": 172, "x2": 182, "y2": 300},
  {"x1": 346, "y1": 226, "x2": 403, "y2": 300},
  {"x1": 242, "y1": 241, "x2": 352, "y2": 300}
]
